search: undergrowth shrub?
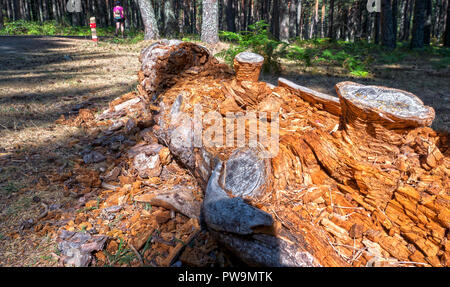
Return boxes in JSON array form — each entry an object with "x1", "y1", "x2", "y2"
[{"x1": 217, "y1": 21, "x2": 287, "y2": 73}]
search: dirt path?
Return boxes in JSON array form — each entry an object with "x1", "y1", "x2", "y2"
[{"x1": 0, "y1": 37, "x2": 147, "y2": 266}]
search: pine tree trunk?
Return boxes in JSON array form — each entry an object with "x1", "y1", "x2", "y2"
[
  {"x1": 381, "y1": 0, "x2": 396, "y2": 48},
  {"x1": 0, "y1": 0, "x2": 3, "y2": 29},
  {"x1": 328, "y1": 0, "x2": 334, "y2": 38},
  {"x1": 297, "y1": 0, "x2": 302, "y2": 37},
  {"x1": 374, "y1": 12, "x2": 380, "y2": 44},
  {"x1": 424, "y1": 0, "x2": 432, "y2": 45},
  {"x1": 279, "y1": 0, "x2": 290, "y2": 42},
  {"x1": 137, "y1": 0, "x2": 159, "y2": 40},
  {"x1": 163, "y1": 0, "x2": 178, "y2": 37},
  {"x1": 226, "y1": 0, "x2": 236, "y2": 31},
  {"x1": 201, "y1": 0, "x2": 219, "y2": 44},
  {"x1": 392, "y1": 0, "x2": 398, "y2": 44},
  {"x1": 13, "y1": 0, "x2": 20, "y2": 20},
  {"x1": 411, "y1": 0, "x2": 425, "y2": 49},
  {"x1": 444, "y1": 0, "x2": 450, "y2": 46},
  {"x1": 271, "y1": 0, "x2": 280, "y2": 39},
  {"x1": 401, "y1": 0, "x2": 410, "y2": 40},
  {"x1": 289, "y1": 0, "x2": 297, "y2": 38}
]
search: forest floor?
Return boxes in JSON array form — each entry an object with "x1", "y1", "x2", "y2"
[{"x1": 0, "y1": 36, "x2": 448, "y2": 266}]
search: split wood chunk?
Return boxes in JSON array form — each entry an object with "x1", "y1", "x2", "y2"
[
  {"x1": 336, "y1": 81, "x2": 435, "y2": 130},
  {"x1": 233, "y1": 52, "x2": 264, "y2": 82},
  {"x1": 278, "y1": 77, "x2": 341, "y2": 116}
]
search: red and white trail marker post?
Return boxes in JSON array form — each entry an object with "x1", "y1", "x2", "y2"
[{"x1": 90, "y1": 17, "x2": 98, "y2": 44}]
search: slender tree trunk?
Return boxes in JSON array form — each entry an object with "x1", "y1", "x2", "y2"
[
  {"x1": 13, "y1": 0, "x2": 20, "y2": 20},
  {"x1": 163, "y1": 0, "x2": 178, "y2": 37},
  {"x1": 312, "y1": 0, "x2": 319, "y2": 38},
  {"x1": 411, "y1": 0, "x2": 425, "y2": 48},
  {"x1": 137, "y1": 0, "x2": 159, "y2": 39},
  {"x1": 374, "y1": 11, "x2": 381, "y2": 44},
  {"x1": 329, "y1": 0, "x2": 334, "y2": 38},
  {"x1": 201, "y1": 0, "x2": 219, "y2": 44},
  {"x1": 424, "y1": 0, "x2": 432, "y2": 45},
  {"x1": 0, "y1": 0, "x2": 4, "y2": 29},
  {"x1": 321, "y1": 1, "x2": 325, "y2": 38},
  {"x1": 392, "y1": 0, "x2": 398, "y2": 43},
  {"x1": 272, "y1": 0, "x2": 280, "y2": 39},
  {"x1": 289, "y1": 0, "x2": 297, "y2": 39},
  {"x1": 279, "y1": 0, "x2": 290, "y2": 41},
  {"x1": 444, "y1": 0, "x2": 450, "y2": 46},
  {"x1": 401, "y1": 0, "x2": 410, "y2": 40},
  {"x1": 226, "y1": 0, "x2": 236, "y2": 31},
  {"x1": 297, "y1": 0, "x2": 302, "y2": 37},
  {"x1": 381, "y1": 0, "x2": 396, "y2": 48}
]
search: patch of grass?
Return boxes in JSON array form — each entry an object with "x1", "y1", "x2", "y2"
[
  {"x1": 103, "y1": 238, "x2": 136, "y2": 266},
  {"x1": 430, "y1": 56, "x2": 450, "y2": 70},
  {"x1": 1, "y1": 181, "x2": 22, "y2": 195},
  {"x1": 0, "y1": 20, "x2": 145, "y2": 43}
]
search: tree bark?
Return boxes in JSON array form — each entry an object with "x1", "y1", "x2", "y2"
[
  {"x1": 444, "y1": 0, "x2": 450, "y2": 46},
  {"x1": 381, "y1": 0, "x2": 396, "y2": 48},
  {"x1": 163, "y1": 0, "x2": 178, "y2": 37},
  {"x1": 271, "y1": 0, "x2": 280, "y2": 39},
  {"x1": 289, "y1": 0, "x2": 297, "y2": 39},
  {"x1": 226, "y1": 0, "x2": 236, "y2": 32},
  {"x1": 424, "y1": 0, "x2": 432, "y2": 45},
  {"x1": 279, "y1": 0, "x2": 290, "y2": 42},
  {"x1": 137, "y1": 0, "x2": 159, "y2": 40},
  {"x1": 411, "y1": 0, "x2": 426, "y2": 49},
  {"x1": 201, "y1": 0, "x2": 219, "y2": 44},
  {"x1": 374, "y1": 11, "x2": 381, "y2": 44},
  {"x1": 392, "y1": 0, "x2": 398, "y2": 44},
  {"x1": 329, "y1": 0, "x2": 334, "y2": 38},
  {"x1": 0, "y1": 0, "x2": 3, "y2": 29}
]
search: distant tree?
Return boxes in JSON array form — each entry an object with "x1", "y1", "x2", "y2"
[
  {"x1": 329, "y1": 0, "x2": 335, "y2": 38},
  {"x1": 0, "y1": 0, "x2": 3, "y2": 29},
  {"x1": 163, "y1": 0, "x2": 178, "y2": 37},
  {"x1": 137, "y1": 0, "x2": 159, "y2": 40},
  {"x1": 271, "y1": 0, "x2": 280, "y2": 39},
  {"x1": 374, "y1": 11, "x2": 381, "y2": 44},
  {"x1": 424, "y1": 0, "x2": 432, "y2": 45},
  {"x1": 201, "y1": 0, "x2": 219, "y2": 44},
  {"x1": 445, "y1": 0, "x2": 450, "y2": 46},
  {"x1": 411, "y1": 0, "x2": 425, "y2": 49},
  {"x1": 280, "y1": 0, "x2": 290, "y2": 41},
  {"x1": 381, "y1": 0, "x2": 396, "y2": 48},
  {"x1": 392, "y1": 0, "x2": 398, "y2": 43},
  {"x1": 289, "y1": 0, "x2": 298, "y2": 39},
  {"x1": 226, "y1": 0, "x2": 236, "y2": 32}
]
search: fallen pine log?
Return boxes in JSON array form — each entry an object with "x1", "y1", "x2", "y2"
[{"x1": 125, "y1": 40, "x2": 449, "y2": 267}]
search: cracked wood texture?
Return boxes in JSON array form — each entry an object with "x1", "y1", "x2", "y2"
[{"x1": 136, "y1": 40, "x2": 449, "y2": 267}]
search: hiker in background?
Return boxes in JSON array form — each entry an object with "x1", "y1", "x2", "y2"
[{"x1": 113, "y1": 1, "x2": 125, "y2": 38}]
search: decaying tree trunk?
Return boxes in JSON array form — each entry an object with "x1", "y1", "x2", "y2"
[{"x1": 129, "y1": 40, "x2": 449, "y2": 267}]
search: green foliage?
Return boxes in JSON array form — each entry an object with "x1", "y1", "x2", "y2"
[
  {"x1": 217, "y1": 21, "x2": 287, "y2": 73},
  {"x1": 2, "y1": 182, "x2": 21, "y2": 195},
  {"x1": 0, "y1": 20, "x2": 145, "y2": 44},
  {"x1": 103, "y1": 238, "x2": 137, "y2": 266}
]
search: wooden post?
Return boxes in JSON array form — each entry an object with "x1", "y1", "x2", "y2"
[{"x1": 90, "y1": 17, "x2": 98, "y2": 44}]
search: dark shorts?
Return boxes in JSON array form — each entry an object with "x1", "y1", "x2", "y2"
[{"x1": 115, "y1": 18, "x2": 124, "y2": 23}]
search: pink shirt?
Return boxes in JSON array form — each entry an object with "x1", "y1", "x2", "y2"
[{"x1": 113, "y1": 6, "x2": 124, "y2": 19}]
